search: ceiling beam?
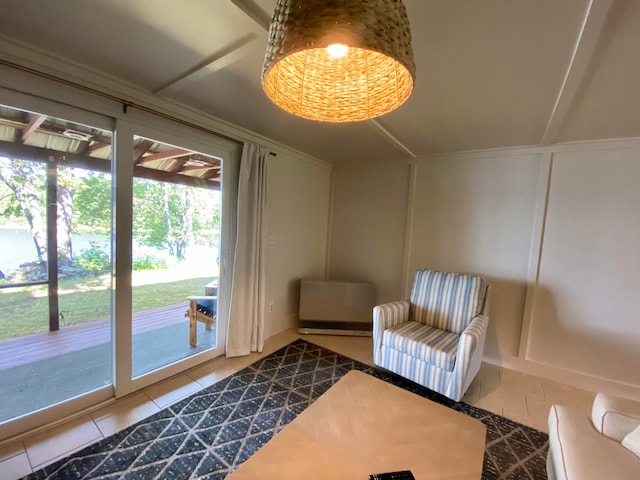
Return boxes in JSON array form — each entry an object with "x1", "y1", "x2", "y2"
[
  {"x1": 21, "y1": 114, "x2": 47, "y2": 142},
  {"x1": 153, "y1": 33, "x2": 258, "y2": 95},
  {"x1": 229, "y1": 0, "x2": 271, "y2": 30},
  {"x1": 368, "y1": 120, "x2": 417, "y2": 159},
  {"x1": 540, "y1": 0, "x2": 615, "y2": 145}
]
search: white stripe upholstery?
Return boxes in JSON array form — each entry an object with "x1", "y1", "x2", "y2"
[
  {"x1": 382, "y1": 321, "x2": 459, "y2": 371},
  {"x1": 380, "y1": 347, "x2": 452, "y2": 395},
  {"x1": 373, "y1": 269, "x2": 490, "y2": 401},
  {"x1": 373, "y1": 300, "x2": 409, "y2": 365},
  {"x1": 410, "y1": 269, "x2": 486, "y2": 333}
]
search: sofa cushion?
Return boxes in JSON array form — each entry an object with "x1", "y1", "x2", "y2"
[
  {"x1": 382, "y1": 321, "x2": 459, "y2": 371},
  {"x1": 592, "y1": 392, "x2": 640, "y2": 442},
  {"x1": 622, "y1": 425, "x2": 640, "y2": 458},
  {"x1": 410, "y1": 269, "x2": 486, "y2": 333},
  {"x1": 547, "y1": 404, "x2": 640, "y2": 480}
]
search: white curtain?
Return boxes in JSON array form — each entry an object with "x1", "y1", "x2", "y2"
[{"x1": 226, "y1": 142, "x2": 268, "y2": 357}]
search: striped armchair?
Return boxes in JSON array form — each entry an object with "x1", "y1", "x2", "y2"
[{"x1": 373, "y1": 269, "x2": 490, "y2": 401}]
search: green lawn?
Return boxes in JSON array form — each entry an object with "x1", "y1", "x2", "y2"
[{"x1": 0, "y1": 274, "x2": 215, "y2": 341}]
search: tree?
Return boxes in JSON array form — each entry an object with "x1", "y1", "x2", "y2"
[
  {"x1": 0, "y1": 158, "x2": 48, "y2": 262},
  {"x1": 56, "y1": 166, "x2": 76, "y2": 265},
  {"x1": 132, "y1": 179, "x2": 219, "y2": 261},
  {"x1": 73, "y1": 171, "x2": 111, "y2": 234},
  {"x1": 0, "y1": 158, "x2": 77, "y2": 267}
]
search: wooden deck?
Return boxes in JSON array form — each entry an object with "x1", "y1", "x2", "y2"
[{"x1": 0, "y1": 303, "x2": 188, "y2": 370}]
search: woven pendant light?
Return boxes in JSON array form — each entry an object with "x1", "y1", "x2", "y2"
[{"x1": 262, "y1": 0, "x2": 416, "y2": 123}]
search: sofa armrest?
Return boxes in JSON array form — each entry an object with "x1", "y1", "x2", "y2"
[
  {"x1": 592, "y1": 393, "x2": 640, "y2": 442},
  {"x1": 372, "y1": 300, "x2": 410, "y2": 365}
]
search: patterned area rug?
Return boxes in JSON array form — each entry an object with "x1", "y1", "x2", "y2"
[{"x1": 27, "y1": 339, "x2": 548, "y2": 480}]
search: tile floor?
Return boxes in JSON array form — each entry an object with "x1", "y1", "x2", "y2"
[{"x1": 0, "y1": 329, "x2": 597, "y2": 480}]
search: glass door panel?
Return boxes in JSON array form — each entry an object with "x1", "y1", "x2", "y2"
[
  {"x1": 0, "y1": 104, "x2": 113, "y2": 424},
  {"x1": 131, "y1": 135, "x2": 222, "y2": 377}
]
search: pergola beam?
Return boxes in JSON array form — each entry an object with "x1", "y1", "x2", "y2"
[
  {"x1": 133, "y1": 139, "x2": 154, "y2": 162},
  {"x1": 89, "y1": 141, "x2": 111, "y2": 153},
  {"x1": 138, "y1": 148, "x2": 192, "y2": 164},
  {"x1": 21, "y1": 114, "x2": 47, "y2": 142},
  {"x1": 0, "y1": 140, "x2": 220, "y2": 190}
]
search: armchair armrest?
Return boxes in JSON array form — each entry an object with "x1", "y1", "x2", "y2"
[
  {"x1": 592, "y1": 393, "x2": 640, "y2": 442},
  {"x1": 373, "y1": 300, "x2": 410, "y2": 365},
  {"x1": 448, "y1": 314, "x2": 489, "y2": 401},
  {"x1": 459, "y1": 314, "x2": 489, "y2": 354},
  {"x1": 373, "y1": 300, "x2": 410, "y2": 330}
]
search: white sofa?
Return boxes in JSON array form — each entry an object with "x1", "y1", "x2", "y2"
[{"x1": 547, "y1": 392, "x2": 640, "y2": 479}]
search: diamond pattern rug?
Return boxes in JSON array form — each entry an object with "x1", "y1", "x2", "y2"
[{"x1": 27, "y1": 339, "x2": 548, "y2": 480}]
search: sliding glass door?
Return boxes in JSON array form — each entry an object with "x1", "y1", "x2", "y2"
[
  {"x1": 0, "y1": 89, "x2": 237, "y2": 440},
  {"x1": 129, "y1": 134, "x2": 224, "y2": 378},
  {"x1": 0, "y1": 101, "x2": 114, "y2": 428}
]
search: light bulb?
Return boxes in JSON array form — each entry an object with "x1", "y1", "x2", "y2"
[{"x1": 326, "y1": 43, "x2": 349, "y2": 58}]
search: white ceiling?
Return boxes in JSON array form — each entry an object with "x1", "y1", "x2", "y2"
[{"x1": 0, "y1": 0, "x2": 638, "y2": 163}]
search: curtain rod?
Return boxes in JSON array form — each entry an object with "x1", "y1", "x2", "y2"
[{"x1": 0, "y1": 58, "x2": 244, "y2": 146}]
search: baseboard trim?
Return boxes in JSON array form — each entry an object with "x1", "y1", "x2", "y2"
[{"x1": 483, "y1": 354, "x2": 640, "y2": 401}]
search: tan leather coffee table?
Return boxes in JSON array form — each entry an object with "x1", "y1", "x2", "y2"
[{"x1": 229, "y1": 370, "x2": 486, "y2": 479}]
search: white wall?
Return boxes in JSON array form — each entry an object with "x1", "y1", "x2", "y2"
[
  {"x1": 265, "y1": 152, "x2": 332, "y2": 338},
  {"x1": 328, "y1": 161, "x2": 411, "y2": 303},
  {"x1": 328, "y1": 142, "x2": 640, "y2": 397},
  {"x1": 409, "y1": 153, "x2": 541, "y2": 361},
  {"x1": 525, "y1": 146, "x2": 640, "y2": 389}
]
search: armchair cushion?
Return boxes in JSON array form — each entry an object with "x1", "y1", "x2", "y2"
[
  {"x1": 382, "y1": 321, "x2": 459, "y2": 371},
  {"x1": 410, "y1": 269, "x2": 486, "y2": 333}
]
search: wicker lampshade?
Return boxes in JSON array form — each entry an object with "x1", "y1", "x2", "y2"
[{"x1": 262, "y1": 0, "x2": 416, "y2": 123}]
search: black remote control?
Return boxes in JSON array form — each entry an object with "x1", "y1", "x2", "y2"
[{"x1": 369, "y1": 470, "x2": 416, "y2": 480}]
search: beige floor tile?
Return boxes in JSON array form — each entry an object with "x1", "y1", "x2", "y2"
[
  {"x1": 0, "y1": 452, "x2": 32, "y2": 480},
  {"x1": 93, "y1": 392, "x2": 161, "y2": 437},
  {"x1": 475, "y1": 363, "x2": 501, "y2": 396},
  {"x1": 541, "y1": 379, "x2": 596, "y2": 415},
  {"x1": 264, "y1": 329, "x2": 299, "y2": 349},
  {"x1": 500, "y1": 368, "x2": 545, "y2": 398},
  {"x1": 473, "y1": 385, "x2": 528, "y2": 418},
  {"x1": 0, "y1": 441, "x2": 24, "y2": 462},
  {"x1": 144, "y1": 374, "x2": 203, "y2": 409},
  {"x1": 24, "y1": 415, "x2": 102, "y2": 469},
  {"x1": 462, "y1": 382, "x2": 481, "y2": 404},
  {"x1": 187, "y1": 358, "x2": 239, "y2": 388},
  {"x1": 526, "y1": 394, "x2": 554, "y2": 421}
]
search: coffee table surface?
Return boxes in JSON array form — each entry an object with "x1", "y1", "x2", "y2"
[{"x1": 229, "y1": 370, "x2": 486, "y2": 479}]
